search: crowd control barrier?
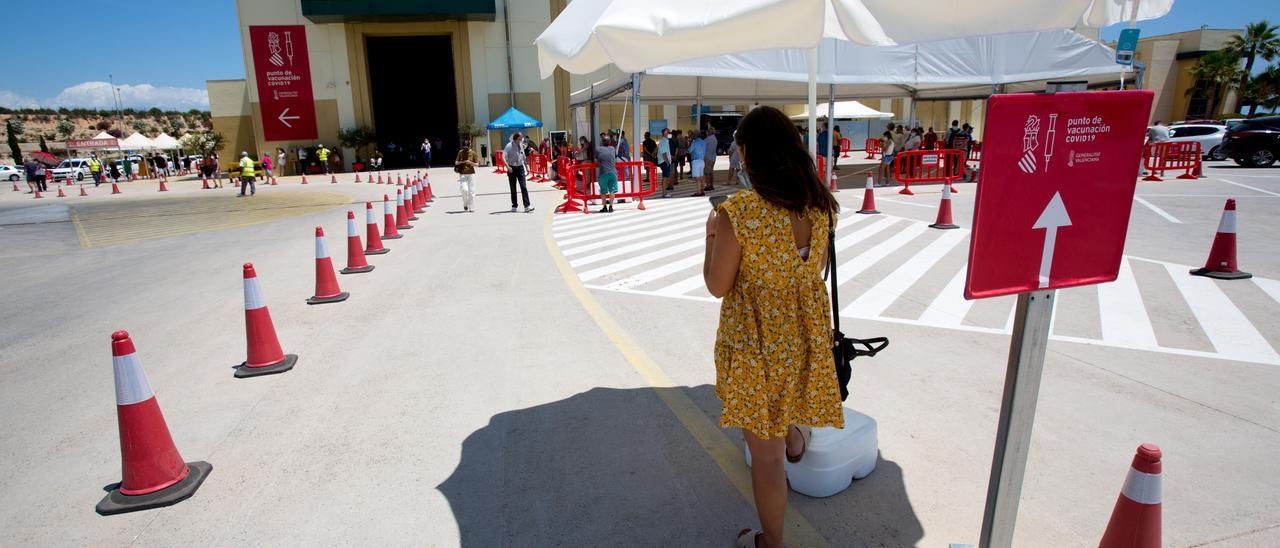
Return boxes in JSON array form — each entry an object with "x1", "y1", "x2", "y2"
[
  {"x1": 528, "y1": 153, "x2": 549, "y2": 182},
  {"x1": 553, "y1": 156, "x2": 573, "y2": 190},
  {"x1": 492, "y1": 151, "x2": 508, "y2": 174},
  {"x1": 555, "y1": 160, "x2": 660, "y2": 215},
  {"x1": 892, "y1": 149, "x2": 965, "y2": 195},
  {"x1": 864, "y1": 138, "x2": 881, "y2": 159},
  {"x1": 1142, "y1": 141, "x2": 1200, "y2": 181},
  {"x1": 840, "y1": 137, "x2": 852, "y2": 158}
]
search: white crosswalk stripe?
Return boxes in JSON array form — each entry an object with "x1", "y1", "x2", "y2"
[{"x1": 553, "y1": 195, "x2": 1280, "y2": 365}]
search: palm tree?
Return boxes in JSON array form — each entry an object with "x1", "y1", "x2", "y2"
[
  {"x1": 1225, "y1": 21, "x2": 1280, "y2": 113},
  {"x1": 1246, "y1": 66, "x2": 1280, "y2": 115},
  {"x1": 1185, "y1": 50, "x2": 1242, "y2": 117}
]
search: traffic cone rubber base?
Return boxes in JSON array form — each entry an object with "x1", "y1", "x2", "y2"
[
  {"x1": 234, "y1": 353, "x2": 298, "y2": 379},
  {"x1": 857, "y1": 208, "x2": 880, "y2": 214},
  {"x1": 364, "y1": 248, "x2": 389, "y2": 255},
  {"x1": 96, "y1": 461, "x2": 213, "y2": 516},
  {"x1": 1189, "y1": 267, "x2": 1252, "y2": 280},
  {"x1": 397, "y1": 225, "x2": 414, "y2": 230},
  {"x1": 340, "y1": 264, "x2": 375, "y2": 275},
  {"x1": 929, "y1": 221, "x2": 959, "y2": 229},
  {"x1": 382, "y1": 234, "x2": 403, "y2": 239},
  {"x1": 306, "y1": 292, "x2": 349, "y2": 305},
  {"x1": 408, "y1": 214, "x2": 419, "y2": 221}
]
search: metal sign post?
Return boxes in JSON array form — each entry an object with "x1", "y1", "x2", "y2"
[{"x1": 976, "y1": 80, "x2": 1086, "y2": 547}]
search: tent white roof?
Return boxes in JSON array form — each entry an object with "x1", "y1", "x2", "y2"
[
  {"x1": 536, "y1": 0, "x2": 1173, "y2": 78},
  {"x1": 790, "y1": 101, "x2": 891, "y2": 120},
  {"x1": 570, "y1": 29, "x2": 1128, "y2": 106},
  {"x1": 120, "y1": 132, "x2": 154, "y2": 150},
  {"x1": 91, "y1": 131, "x2": 117, "y2": 141},
  {"x1": 151, "y1": 133, "x2": 180, "y2": 150}
]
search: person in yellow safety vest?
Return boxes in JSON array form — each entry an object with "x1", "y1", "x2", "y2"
[
  {"x1": 88, "y1": 155, "x2": 103, "y2": 187},
  {"x1": 315, "y1": 144, "x2": 331, "y2": 175},
  {"x1": 238, "y1": 151, "x2": 257, "y2": 197}
]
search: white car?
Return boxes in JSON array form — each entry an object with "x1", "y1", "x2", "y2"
[
  {"x1": 51, "y1": 158, "x2": 93, "y2": 182},
  {"x1": 0, "y1": 164, "x2": 23, "y2": 181},
  {"x1": 1167, "y1": 124, "x2": 1228, "y2": 160}
]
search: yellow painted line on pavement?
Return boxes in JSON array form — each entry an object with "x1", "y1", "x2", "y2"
[
  {"x1": 68, "y1": 205, "x2": 92, "y2": 248},
  {"x1": 542, "y1": 211, "x2": 827, "y2": 547}
]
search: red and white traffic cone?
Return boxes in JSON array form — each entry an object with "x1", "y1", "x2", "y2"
[
  {"x1": 1099, "y1": 443, "x2": 1162, "y2": 548},
  {"x1": 364, "y1": 201, "x2": 389, "y2": 254},
  {"x1": 301, "y1": 173, "x2": 309, "y2": 184},
  {"x1": 395, "y1": 189, "x2": 413, "y2": 230},
  {"x1": 34, "y1": 189, "x2": 43, "y2": 198},
  {"x1": 237, "y1": 263, "x2": 299, "y2": 378},
  {"x1": 1190, "y1": 198, "x2": 1251, "y2": 279},
  {"x1": 96, "y1": 331, "x2": 212, "y2": 515},
  {"x1": 13, "y1": 181, "x2": 20, "y2": 191},
  {"x1": 331, "y1": 173, "x2": 338, "y2": 184},
  {"x1": 376, "y1": 173, "x2": 384, "y2": 184},
  {"x1": 201, "y1": 176, "x2": 210, "y2": 189},
  {"x1": 425, "y1": 180, "x2": 434, "y2": 202},
  {"x1": 57, "y1": 187, "x2": 66, "y2": 198},
  {"x1": 415, "y1": 180, "x2": 427, "y2": 212},
  {"x1": 354, "y1": 171, "x2": 362, "y2": 183},
  {"x1": 80, "y1": 185, "x2": 89, "y2": 196},
  {"x1": 397, "y1": 174, "x2": 403, "y2": 186},
  {"x1": 158, "y1": 178, "x2": 168, "y2": 192},
  {"x1": 857, "y1": 173, "x2": 880, "y2": 214},
  {"x1": 829, "y1": 167, "x2": 839, "y2": 192},
  {"x1": 111, "y1": 182, "x2": 122, "y2": 194},
  {"x1": 307, "y1": 227, "x2": 349, "y2": 304},
  {"x1": 407, "y1": 184, "x2": 420, "y2": 220},
  {"x1": 340, "y1": 211, "x2": 375, "y2": 274},
  {"x1": 929, "y1": 183, "x2": 959, "y2": 229},
  {"x1": 382, "y1": 194, "x2": 402, "y2": 240}
]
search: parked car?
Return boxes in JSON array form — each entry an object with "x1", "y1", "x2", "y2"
[
  {"x1": 51, "y1": 158, "x2": 93, "y2": 181},
  {"x1": 1221, "y1": 116, "x2": 1280, "y2": 167},
  {"x1": 1167, "y1": 124, "x2": 1228, "y2": 160},
  {"x1": 0, "y1": 164, "x2": 23, "y2": 181},
  {"x1": 1172, "y1": 119, "x2": 1225, "y2": 126}
]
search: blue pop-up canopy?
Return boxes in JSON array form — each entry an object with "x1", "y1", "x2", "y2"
[{"x1": 486, "y1": 107, "x2": 543, "y2": 129}]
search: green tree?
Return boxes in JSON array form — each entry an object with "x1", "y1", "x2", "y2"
[
  {"x1": 166, "y1": 117, "x2": 185, "y2": 135},
  {"x1": 338, "y1": 126, "x2": 378, "y2": 158},
  {"x1": 57, "y1": 119, "x2": 77, "y2": 140},
  {"x1": 38, "y1": 135, "x2": 49, "y2": 153},
  {"x1": 131, "y1": 119, "x2": 149, "y2": 133},
  {"x1": 1243, "y1": 66, "x2": 1280, "y2": 115},
  {"x1": 182, "y1": 128, "x2": 226, "y2": 155},
  {"x1": 6, "y1": 120, "x2": 22, "y2": 165},
  {"x1": 1185, "y1": 50, "x2": 1241, "y2": 118},
  {"x1": 1225, "y1": 21, "x2": 1280, "y2": 113}
]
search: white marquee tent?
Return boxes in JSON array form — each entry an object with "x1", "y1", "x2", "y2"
[
  {"x1": 120, "y1": 132, "x2": 154, "y2": 150},
  {"x1": 789, "y1": 101, "x2": 891, "y2": 120},
  {"x1": 151, "y1": 133, "x2": 181, "y2": 150}
]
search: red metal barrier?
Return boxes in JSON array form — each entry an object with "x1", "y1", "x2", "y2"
[
  {"x1": 492, "y1": 151, "x2": 508, "y2": 174},
  {"x1": 892, "y1": 149, "x2": 965, "y2": 195},
  {"x1": 864, "y1": 138, "x2": 881, "y2": 159},
  {"x1": 553, "y1": 156, "x2": 573, "y2": 189},
  {"x1": 528, "y1": 153, "x2": 549, "y2": 182},
  {"x1": 840, "y1": 137, "x2": 852, "y2": 158},
  {"x1": 555, "y1": 161, "x2": 659, "y2": 214},
  {"x1": 816, "y1": 155, "x2": 839, "y2": 192},
  {"x1": 1162, "y1": 141, "x2": 1201, "y2": 180}
]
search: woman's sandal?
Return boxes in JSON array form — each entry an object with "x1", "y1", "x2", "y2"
[
  {"x1": 785, "y1": 425, "x2": 811, "y2": 463},
  {"x1": 737, "y1": 528, "x2": 762, "y2": 548}
]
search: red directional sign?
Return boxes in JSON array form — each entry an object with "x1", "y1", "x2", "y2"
[
  {"x1": 965, "y1": 90, "x2": 1154, "y2": 299},
  {"x1": 249, "y1": 25, "x2": 317, "y2": 142}
]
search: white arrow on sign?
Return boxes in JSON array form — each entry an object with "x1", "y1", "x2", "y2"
[
  {"x1": 1032, "y1": 192, "x2": 1072, "y2": 289},
  {"x1": 277, "y1": 108, "x2": 301, "y2": 128}
]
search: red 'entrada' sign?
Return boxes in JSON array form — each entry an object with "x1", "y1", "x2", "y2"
[
  {"x1": 249, "y1": 25, "x2": 318, "y2": 142},
  {"x1": 965, "y1": 90, "x2": 1154, "y2": 299}
]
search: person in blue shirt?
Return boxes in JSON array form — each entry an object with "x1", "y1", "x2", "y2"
[{"x1": 689, "y1": 131, "x2": 708, "y2": 196}]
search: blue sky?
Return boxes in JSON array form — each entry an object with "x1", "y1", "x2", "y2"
[{"x1": 0, "y1": 0, "x2": 1275, "y2": 110}]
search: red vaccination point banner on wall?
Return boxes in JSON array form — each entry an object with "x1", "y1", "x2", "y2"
[
  {"x1": 965, "y1": 90, "x2": 1154, "y2": 299},
  {"x1": 249, "y1": 25, "x2": 317, "y2": 142}
]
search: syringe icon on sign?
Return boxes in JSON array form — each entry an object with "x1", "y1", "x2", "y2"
[
  {"x1": 1043, "y1": 113, "x2": 1058, "y2": 173},
  {"x1": 284, "y1": 31, "x2": 295, "y2": 66}
]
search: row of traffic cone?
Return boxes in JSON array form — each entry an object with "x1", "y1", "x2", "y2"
[{"x1": 27, "y1": 183, "x2": 124, "y2": 199}]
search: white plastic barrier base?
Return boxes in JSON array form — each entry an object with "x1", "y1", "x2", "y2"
[{"x1": 744, "y1": 407, "x2": 879, "y2": 498}]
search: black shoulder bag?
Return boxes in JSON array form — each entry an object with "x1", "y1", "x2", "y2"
[{"x1": 825, "y1": 212, "x2": 890, "y2": 401}]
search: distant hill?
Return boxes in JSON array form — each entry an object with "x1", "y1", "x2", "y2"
[{"x1": 2, "y1": 107, "x2": 212, "y2": 160}]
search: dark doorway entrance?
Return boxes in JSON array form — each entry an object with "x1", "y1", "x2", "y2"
[{"x1": 366, "y1": 35, "x2": 458, "y2": 168}]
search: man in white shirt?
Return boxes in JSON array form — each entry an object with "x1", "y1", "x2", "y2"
[
  {"x1": 657, "y1": 128, "x2": 674, "y2": 197},
  {"x1": 503, "y1": 133, "x2": 534, "y2": 212},
  {"x1": 702, "y1": 130, "x2": 718, "y2": 189}
]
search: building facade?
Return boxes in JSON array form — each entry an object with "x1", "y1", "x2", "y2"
[{"x1": 1132, "y1": 28, "x2": 1242, "y2": 123}]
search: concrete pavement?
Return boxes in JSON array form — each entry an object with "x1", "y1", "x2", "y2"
[{"x1": 0, "y1": 161, "x2": 1277, "y2": 545}]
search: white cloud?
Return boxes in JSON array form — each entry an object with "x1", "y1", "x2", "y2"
[{"x1": 0, "y1": 81, "x2": 210, "y2": 111}]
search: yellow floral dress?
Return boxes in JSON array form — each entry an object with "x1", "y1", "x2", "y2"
[{"x1": 714, "y1": 190, "x2": 844, "y2": 440}]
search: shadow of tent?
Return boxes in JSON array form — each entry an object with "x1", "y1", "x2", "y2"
[{"x1": 437, "y1": 385, "x2": 922, "y2": 546}]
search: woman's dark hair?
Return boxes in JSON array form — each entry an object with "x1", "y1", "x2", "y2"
[{"x1": 735, "y1": 106, "x2": 838, "y2": 214}]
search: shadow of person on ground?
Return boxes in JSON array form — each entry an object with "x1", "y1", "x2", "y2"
[{"x1": 437, "y1": 385, "x2": 923, "y2": 546}]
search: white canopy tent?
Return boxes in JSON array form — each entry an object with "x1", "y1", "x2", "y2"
[
  {"x1": 790, "y1": 101, "x2": 891, "y2": 120},
  {"x1": 90, "y1": 131, "x2": 118, "y2": 142},
  {"x1": 120, "y1": 132, "x2": 154, "y2": 150},
  {"x1": 151, "y1": 133, "x2": 180, "y2": 150}
]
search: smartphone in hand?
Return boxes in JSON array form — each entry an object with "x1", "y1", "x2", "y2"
[{"x1": 709, "y1": 194, "x2": 728, "y2": 209}]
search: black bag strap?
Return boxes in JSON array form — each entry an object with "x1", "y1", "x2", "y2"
[{"x1": 824, "y1": 210, "x2": 840, "y2": 334}]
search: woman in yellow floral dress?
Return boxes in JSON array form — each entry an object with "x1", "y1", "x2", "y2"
[{"x1": 703, "y1": 106, "x2": 844, "y2": 548}]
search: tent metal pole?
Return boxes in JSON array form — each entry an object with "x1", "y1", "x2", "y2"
[
  {"x1": 826, "y1": 84, "x2": 835, "y2": 188},
  {"x1": 807, "y1": 48, "x2": 818, "y2": 161},
  {"x1": 632, "y1": 73, "x2": 642, "y2": 161},
  {"x1": 695, "y1": 77, "x2": 702, "y2": 131}
]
